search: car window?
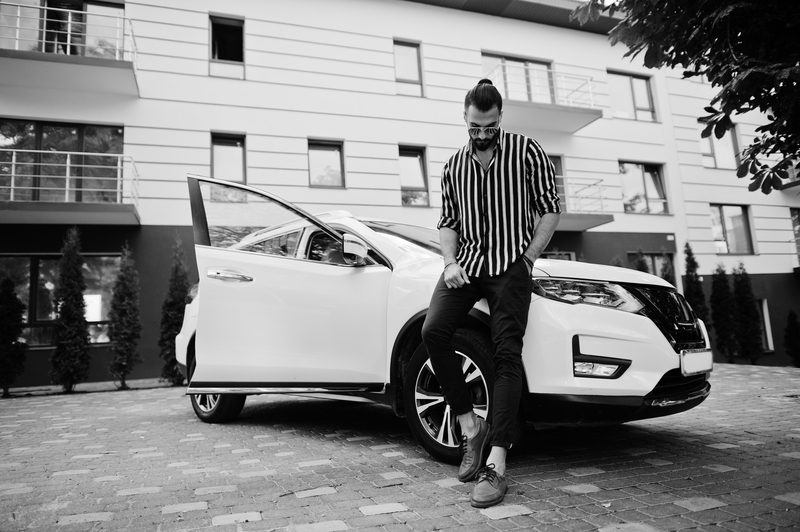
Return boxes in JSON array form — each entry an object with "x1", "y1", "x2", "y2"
[
  {"x1": 306, "y1": 231, "x2": 348, "y2": 265},
  {"x1": 199, "y1": 181, "x2": 336, "y2": 259}
]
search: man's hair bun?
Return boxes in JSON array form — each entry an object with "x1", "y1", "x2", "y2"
[{"x1": 477, "y1": 78, "x2": 494, "y2": 86}]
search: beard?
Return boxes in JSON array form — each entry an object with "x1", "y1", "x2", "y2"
[{"x1": 471, "y1": 133, "x2": 499, "y2": 152}]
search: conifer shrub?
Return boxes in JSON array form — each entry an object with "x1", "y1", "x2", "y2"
[
  {"x1": 50, "y1": 227, "x2": 90, "y2": 393},
  {"x1": 682, "y1": 243, "x2": 709, "y2": 325},
  {"x1": 732, "y1": 263, "x2": 763, "y2": 364},
  {"x1": 785, "y1": 310, "x2": 800, "y2": 368},
  {"x1": 159, "y1": 239, "x2": 190, "y2": 386},
  {"x1": 710, "y1": 264, "x2": 736, "y2": 362},
  {"x1": 0, "y1": 277, "x2": 27, "y2": 398},
  {"x1": 108, "y1": 244, "x2": 142, "y2": 390}
]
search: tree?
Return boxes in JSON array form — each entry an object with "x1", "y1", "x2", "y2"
[
  {"x1": 632, "y1": 249, "x2": 650, "y2": 273},
  {"x1": 108, "y1": 244, "x2": 142, "y2": 390},
  {"x1": 785, "y1": 310, "x2": 800, "y2": 368},
  {"x1": 50, "y1": 227, "x2": 90, "y2": 392},
  {"x1": 732, "y1": 263, "x2": 763, "y2": 364},
  {"x1": 159, "y1": 238, "x2": 190, "y2": 386},
  {"x1": 0, "y1": 278, "x2": 27, "y2": 398},
  {"x1": 658, "y1": 251, "x2": 675, "y2": 286},
  {"x1": 683, "y1": 243, "x2": 709, "y2": 325},
  {"x1": 710, "y1": 264, "x2": 736, "y2": 362},
  {"x1": 572, "y1": 1, "x2": 800, "y2": 193},
  {"x1": 609, "y1": 255, "x2": 625, "y2": 268}
]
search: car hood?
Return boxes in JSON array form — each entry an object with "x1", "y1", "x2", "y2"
[{"x1": 532, "y1": 259, "x2": 673, "y2": 288}]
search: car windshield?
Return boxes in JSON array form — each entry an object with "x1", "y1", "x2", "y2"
[{"x1": 362, "y1": 220, "x2": 441, "y2": 255}]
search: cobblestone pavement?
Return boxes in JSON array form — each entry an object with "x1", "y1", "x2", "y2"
[{"x1": 1, "y1": 363, "x2": 799, "y2": 531}]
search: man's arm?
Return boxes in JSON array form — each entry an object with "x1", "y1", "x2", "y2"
[
  {"x1": 440, "y1": 227, "x2": 470, "y2": 288},
  {"x1": 523, "y1": 212, "x2": 560, "y2": 264}
]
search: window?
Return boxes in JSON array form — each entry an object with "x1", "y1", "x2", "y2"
[
  {"x1": 549, "y1": 155, "x2": 564, "y2": 207},
  {"x1": 211, "y1": 134, "x2": 245, "y2": 202},
  {"x1": 791, "y1": 208, "x2": 800, "y2": 264},
  {"x1": 699, "y1": 121, "x2": 739, "y2": 169},
  {"x1": 619, "y1": 162, "x2": 667, "y2": 214},
  {"x1": 482, "y1": 54, "x2": 552, "y2": 104},
  {"x1": 608, "y1": 72, "x2": 655, "y2": 121},
  {"x1": 541, "y1": 250, "x2": 576, "y2": 261},
  {"x1": 0, "y1": 118, "x2": 123, "y2": 203},
  {"x1": 308, "y1": 141, "x2": 344, "y2": 188},
  {"x1": 757, "y1": 299, "x2": 774, "y2": 351},
  {"x1": 393, "y1": 41, "x2": 422, "y2": 96},
  {"x1": 0, "y1": 255, "x2": 121, "y2": 346},
  {"x1": 399, "y1": 146, "x2": 428, "y2": 206},
  {"x1": 709, "y1": 204, "x2": 754, "y2": 254},
  {"x1": 210, "y1": 16, "x2": 243, "y2": 62},
  {"x1": 626, "y1": 252, "x2": 673, "y2": 280}
]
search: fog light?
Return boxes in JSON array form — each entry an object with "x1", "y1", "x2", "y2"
[{"x1": 574, "y1": 362, "x2": 620, "y2": 377}]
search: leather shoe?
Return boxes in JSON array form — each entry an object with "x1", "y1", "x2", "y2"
[
  {"x1": 470, "y1": 464, "x2": 508, "y2": 508},
  {"x1": 457, "y1": 417, "x2": 490, "y2": 482}
]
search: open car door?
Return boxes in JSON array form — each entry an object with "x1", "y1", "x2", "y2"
[{"x1": 186, "y1": 175, "x2": 391, "y2": 393}]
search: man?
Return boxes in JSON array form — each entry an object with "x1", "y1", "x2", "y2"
[{"x1": 421, "y1": 78, "x2": 560, "y2": 508}]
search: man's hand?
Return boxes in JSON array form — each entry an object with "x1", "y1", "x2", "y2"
[{"x1": 444, "y1": 262, "x2": 470, "y2": 289}]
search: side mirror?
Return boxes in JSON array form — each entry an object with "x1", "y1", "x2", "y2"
[{"x1": 342, "y1": 233, "x2": 369, "y2": 266}]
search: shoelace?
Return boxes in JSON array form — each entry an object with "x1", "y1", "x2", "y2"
[
  {"x1": 476, "y1": 464, "x2": 498, "y2": 483},
  {"x1": 459, "y1": 435, "x2": 468, "y2": 457}
]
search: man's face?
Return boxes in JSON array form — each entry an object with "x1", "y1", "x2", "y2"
[{"x1": 464, "y1": 104, "x2": 501, "y2": 152}]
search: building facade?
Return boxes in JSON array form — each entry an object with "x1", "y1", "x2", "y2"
[{"x1": 1, "y1": 0, "x2": 799, "y2": 386}]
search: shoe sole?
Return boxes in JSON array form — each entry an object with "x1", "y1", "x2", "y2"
[
  {"x1": 470, "y1": 484, "x2": 508, "y2": 508},
  {"x1": 457, "y1": 422, "x2": 491, "y2": 483}
]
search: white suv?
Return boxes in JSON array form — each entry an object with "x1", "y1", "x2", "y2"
[{"x1": 176, "y1": 175, "x2": 713, "y2": 463}]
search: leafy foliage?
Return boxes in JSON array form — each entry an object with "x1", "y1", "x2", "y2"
[
  {"x1": 108, "y1": 244, "x2": 141, "y2": 390},
  {"x1": 632, "y1": 249, "x2": 650, "y2": 273},
  {"x1": 710, "y1": 264, "x2": 736, "y2": 362},
  {"x1": 159, "y1": 239, "x2": 190, "y2": 386},
  {"x1": 785, "y1": 310, "x2": 800, "y2": 368},
  {"x1": 0, "y1": 277, "x2": 27, "y2": 397},
  {"x1": 682, "y1": 243, "x2": 708, "y2": 325},
  {"x1": 50, "y1": 228, "x2": 90, "y2": 393},
  {"x1": 658, "y1": 251, "x2": 675, "y2": 286},
  {"x1": 731, "y1": 263, "x2": 763, "y2": 364},
  {"x1": 572, "y1": 0, "x2": 800, "y2": 193}
]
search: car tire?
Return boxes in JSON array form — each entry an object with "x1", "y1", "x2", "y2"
[
  {"x1": 188, "y1": 357, "x2": 246, "y2": 423},
  {"x1": 404, "y1": 328, "x2": 494, "y2": 464}
]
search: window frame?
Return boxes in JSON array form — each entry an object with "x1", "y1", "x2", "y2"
[
  {"x1": 210, "y1": 132, "x2": 246, "y2": 184},
  {"x1": 699, "y1": 121, "x2": 740, "y2": 169},
  {"x1": 607, "y1": 71, "x2": 656, "y2": 122},
  {"x1": 709, "y1": 203, "x2": 755, "y2": 255},
  {"x1": 482, "y1": 52, "x2": 554, "y2": 104},
  {"x1": 307, "y1": 139, "x2": 345, "y2": 189},
  {"x1": 398, "y1": 145, "x2": 429, "y2": 207},
  {"x1": 619, "y1": 161, "x2": 669, "y2": 215},
  {"x1": 791, "y1": 207, "x2": 800, "y2": 264},
  {"x1": 209, "y1": 15, "x2": 244, "y2": 64},
  {"x1": 757, "y1": 299, "x2": 774, "y2": 352},
  {"x1": 393, "y1": 39, "x2": 423, "y2": 97}
]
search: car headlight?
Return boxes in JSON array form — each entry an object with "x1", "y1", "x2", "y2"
[{"x1": 532, "y1": 278, "x2": 644, "y2": 314}]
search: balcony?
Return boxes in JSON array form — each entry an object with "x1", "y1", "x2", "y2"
[
  {"x1": 557, "y1": 176, "x2": 616, "y2": 231},
  {"x1": 484, "y1": 61, "x2": 602, "y2": 134},
  {"x1": 0, "y1": 148, "x2": 140, "y2": 225},
  {"x1": 0, "y1": 1, "x2": 139, "y2": 96}
]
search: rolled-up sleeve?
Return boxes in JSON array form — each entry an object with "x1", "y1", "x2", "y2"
[
  {"x1": 437, "y1": 162, "x2": 461, "y2": 231},
  {"x1": 528, "y1": 139, "x2": 561, "y2": 216}
]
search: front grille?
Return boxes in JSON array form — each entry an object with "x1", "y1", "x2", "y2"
[
  {"x1": 645, "y1": 368, "x2": 709, "y2": 401},
  {"x1": 625, "y1": 285, "x2": 706, "y2": 352}
]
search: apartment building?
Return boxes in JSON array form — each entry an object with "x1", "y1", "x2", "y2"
[{"x1": 1, "y1": 0, "x2": 799, "y2": 386}]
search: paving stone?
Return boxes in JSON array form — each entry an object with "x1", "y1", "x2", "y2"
[
  {"x1": 774, "y1": 492, "x2": 800, "y2": 506},
  {"x1": 479, "y1": 504, "x2": 532, "y2": 520},
  {"x1": 358, "y1": 502, "x2": 408, "y2": 515},
  {"x1": 674, "y1": 497, "x2": 727, "y2": 512},
  {"x1": 296, "y1": 487, "x2": 337, "y2": 498},
  {"x1": 283, "y1": 520, "x2": 348, "y2": 532},
  {"x1": 560, "y1": 484, "x2": 601, "y2": 494},
  {"x1": 161, "y1": 501, "x2": 208, "y2": 514},
  {"x1": 211, "y1": 511, "x2": 262, "y2": 525},
  {"x1": 57, "y1": 512, "x2": 113, "y2": 525}
]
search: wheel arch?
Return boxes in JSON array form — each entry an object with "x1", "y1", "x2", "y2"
[{"x1": 388, "y1": 308, "x2": 491, "y2": 417}]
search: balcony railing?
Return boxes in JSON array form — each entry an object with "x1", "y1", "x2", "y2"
[
  {"x1": 0, "y1": 1, "x2": 137, "y2": 62},
  {"x1": 563, "y1": 177, "x2": 619, "y2": 214},
  {"x1": 0, "y1": 148, "x2": 139, "y2": 207},
  {"x1": 484, "y1": 63, "x2": 598, "y2": 109}
]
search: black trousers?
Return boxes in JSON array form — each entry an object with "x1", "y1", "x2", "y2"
[{"x1": 421, "y1": 258, "x2": 532, "y2": 449}]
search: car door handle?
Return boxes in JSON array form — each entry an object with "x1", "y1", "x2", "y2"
[{"x1": 207, "y1": 269, "x2": 253, "y2": 282}]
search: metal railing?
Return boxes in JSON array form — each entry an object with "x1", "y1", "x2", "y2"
[
  {"x1": 484, "y1": 63, "x2": 597, "y2": 109},
  {"x1": 0, "y1": 1, "x2": 137, "y2": 62},
  {"x1": 563, "y1": 176, "x2": 618, "y2": 213},
  {"x1": 0, "y1": 148, "x2": 139, "y2": 207}
]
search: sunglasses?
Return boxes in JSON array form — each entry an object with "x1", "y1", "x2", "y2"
[{"x1": 468, "y1": 126, "x2": 499, "y2": 137}]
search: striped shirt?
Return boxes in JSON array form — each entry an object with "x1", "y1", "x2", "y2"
[{"x1": 437, "y1": 129, "x2": 561, "y2": 277}]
